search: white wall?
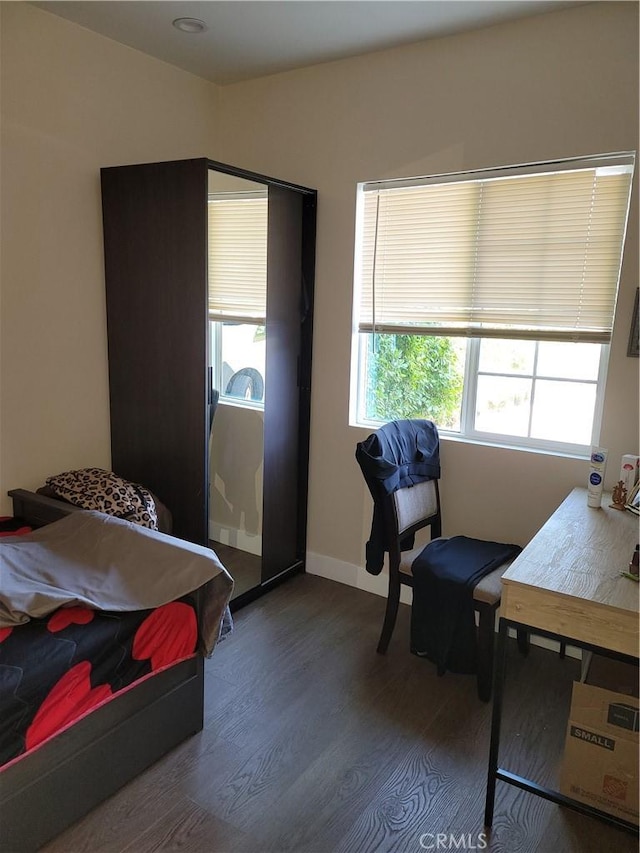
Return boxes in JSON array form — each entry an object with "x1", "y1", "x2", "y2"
[
  {"x1": 0, "y1": 2, "x2": 219, "y2": 510},
  {"x1": 213, "y1": 2, "x2": 639, "y2": 581},
  {"x1": 0, "y1": 3, "x2": 637, "y2": 592}
]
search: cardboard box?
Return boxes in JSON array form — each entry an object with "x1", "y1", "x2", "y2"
[{"x1": 560, "y1": 677, "x2": 639, "y2": 825}]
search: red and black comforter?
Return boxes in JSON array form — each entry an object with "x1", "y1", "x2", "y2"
[
  {"x1": 0, "y1": 510, "x2": 234, "y2": 771},
  {"x1": 0, "y1": 596, "x2": 199, "y2": 769}
]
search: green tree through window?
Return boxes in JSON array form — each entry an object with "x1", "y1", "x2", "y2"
[{"x1": 365, "y1": 334, "x2": 463, "y2": 427}]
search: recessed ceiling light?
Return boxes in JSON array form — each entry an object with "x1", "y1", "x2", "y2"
[{"x1": 172, "y1": 17, "x2": 208, "y2": 34}]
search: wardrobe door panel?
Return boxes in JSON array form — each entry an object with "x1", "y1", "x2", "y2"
[
  {"x1": 262, "y1": 187, "x2": 304, "y2": 582},
  {"x1": 101, "y1": 159, "x2": 209, "y2": 544}
]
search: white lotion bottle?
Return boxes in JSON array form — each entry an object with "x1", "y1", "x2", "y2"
[{"x1": 587, "y1": 447, "x2": 608, "y2": 508}]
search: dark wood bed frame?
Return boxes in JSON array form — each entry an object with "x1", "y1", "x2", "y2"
[{"x1": 1, "y1": 490, "x2": 206, "y2": 852}]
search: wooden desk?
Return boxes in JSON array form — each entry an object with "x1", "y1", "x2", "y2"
[{"x1": 485, "y1": 486, "x2": 639, "y2": 832}]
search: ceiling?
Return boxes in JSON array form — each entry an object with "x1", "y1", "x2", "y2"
[{"x1": 32, "y1": 1, "x2": 585, "y2": 85}]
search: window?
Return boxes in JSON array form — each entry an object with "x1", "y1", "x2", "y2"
[
  {"x1": 351, "y1": 154, "x2": 635, "y2": 454},
  {"x1": 208, "y1": 187, "x2": 268, "y2": 406}
]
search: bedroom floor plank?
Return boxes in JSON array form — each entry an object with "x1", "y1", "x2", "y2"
[
  {"x1": 41, "y1": 574, "x2": 637, "y2": 853},
  {"x1": 331, "y1": 631, "x2": 578, "y2": 853},
  {"x1": 241, "y1": 662, "x2": 459, "y2": 853},
  {"x1": 40, "y1": 727, "x2": 252, "y2": 853},
  {"x1": 120, "y1": 798, "x2": 258, "y2": 853}
]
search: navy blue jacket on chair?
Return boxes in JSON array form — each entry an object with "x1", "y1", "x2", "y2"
[
  {"x1": 356, "y1": 419, "x2": 440, "y2": 575},
  {"x1": 411, "y1": 536, "x2": 521, "y2": 674}
]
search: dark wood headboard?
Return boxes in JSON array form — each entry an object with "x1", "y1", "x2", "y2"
[{"x1": 8, "y1": 489, "x2": 82, "y2": 528}]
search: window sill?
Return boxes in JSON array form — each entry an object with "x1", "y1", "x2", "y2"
[
  {"x1": 438, "y1": 431, "x2": 589, "y2": 462},
  {"x1": 349, "y1": 420, "x2": 589, "y2": 462}
]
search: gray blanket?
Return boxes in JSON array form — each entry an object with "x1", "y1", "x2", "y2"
[{"x1": 0, "y1": 511, "x2": 234, "y2": 655}]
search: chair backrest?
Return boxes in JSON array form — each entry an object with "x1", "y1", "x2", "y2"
[
  {"x1": 384, "y1": 479, "x2": 442, "y2": 570},
  {"x1": 392, "y1": 479, "x2": 440, "y2": 538}
]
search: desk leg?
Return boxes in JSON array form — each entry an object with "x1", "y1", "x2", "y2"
[{"x1": 484, "y1": 617, "x2": 509, "y2": 827}]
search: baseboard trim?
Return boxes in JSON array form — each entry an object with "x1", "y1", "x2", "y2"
[
  {"x1": 305, "y1": 551, "x2": 581, "y2": 660},
  {"x1": 305, "y1": 552, "x2": 412, "y2": 605}
]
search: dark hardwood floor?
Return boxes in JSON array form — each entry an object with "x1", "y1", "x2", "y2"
[{"x1": 43, "y1": 574, "x2": 636, "y2": 853}]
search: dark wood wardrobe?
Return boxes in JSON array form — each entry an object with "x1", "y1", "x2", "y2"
[{"x1": 100, "y1": 158, "x2": 316, "y2": 604}]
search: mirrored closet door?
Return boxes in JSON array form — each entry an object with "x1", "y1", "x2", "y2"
[
  {"x1": 101, "y1": 158, "x2": 316, "y2": 606},
  {"x1": 207, "y1": 170, "x2": 266, "y2": 598}
]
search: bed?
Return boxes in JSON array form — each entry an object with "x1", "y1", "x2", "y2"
[{"x1": 0, "y1": 489, "x2": 234, "y2": 851}]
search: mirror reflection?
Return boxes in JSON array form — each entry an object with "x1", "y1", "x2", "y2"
[{"x1": 207, "y1": 169, "x2": 267, "y2": 599}]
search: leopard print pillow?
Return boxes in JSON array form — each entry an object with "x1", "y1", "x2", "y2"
[{"x1": 45, "y1": 468, "x2": 159, "y2": 530}]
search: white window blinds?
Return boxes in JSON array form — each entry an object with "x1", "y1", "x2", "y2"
[
  {"x1": 208, "y1": 193, "x2": 268, "y2": 324},
  {"x1": 357, "y1": 154, "x2": 635, "y2": 343}
]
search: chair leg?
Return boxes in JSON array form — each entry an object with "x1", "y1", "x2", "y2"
[
  {"x1": 476, "y1": 603, "x2": 496, "y2": 702},
  {"x1": 377, "y1": 575, "x2": 401, "y2": 655}
]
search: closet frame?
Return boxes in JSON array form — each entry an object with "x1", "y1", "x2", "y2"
[{"x1": 101, "y1": 157, "x2": 316, "y2": 595}]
